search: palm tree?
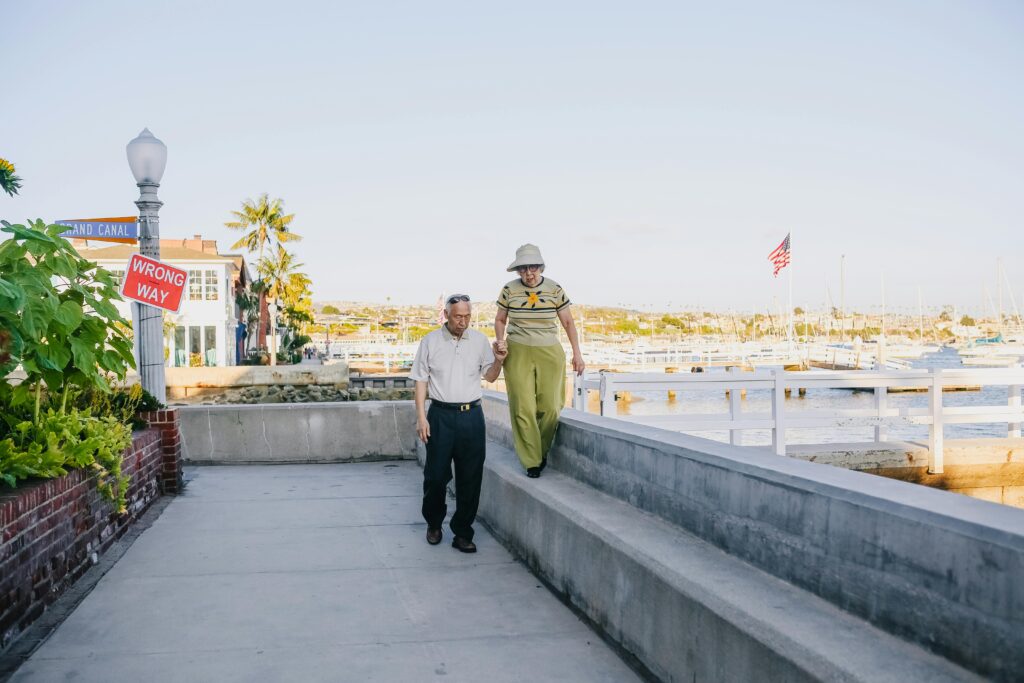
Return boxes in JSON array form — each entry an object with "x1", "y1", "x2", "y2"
[
  {"x1": 235, "y1": 284, "x2": 264, "y2": 358},
  {"x1": 283, "y1": 272, "x2": 315, "y2": 352},
  {"x1": 225, "y1": 194, "x2": 301, "y2": 349},
  {"x1": 257, "y1": 245, "x2": 307, "y2": 365},
  {"x1": 283, "y1": 271, "x2": 313, "y2": 316}
]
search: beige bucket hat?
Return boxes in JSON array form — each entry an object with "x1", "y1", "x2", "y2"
[{"x1": 506, "y1": 243, "x2": 545, "y2": 272}]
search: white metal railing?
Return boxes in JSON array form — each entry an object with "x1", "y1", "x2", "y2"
[
  {"x1": 572, "y1": 367, "x2": 1024, "y2": 474},
  {"x1": 314, "y1": 341, "x2": 419, "y2": 370},
  {"x1": 803, "y1": 342, "x2": 913, "y2": 370}
]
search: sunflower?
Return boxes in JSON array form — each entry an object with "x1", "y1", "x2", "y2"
[
  {"x1": 522, "y1": 291, "x2": 546, "y2": 309},
  {"x1": 0, "y1": 157, "x2": 22, "y2": 197}
]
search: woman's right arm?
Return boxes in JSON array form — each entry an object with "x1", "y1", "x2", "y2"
[{"x1": 494, "y1": 307, "x2": 508, "y2": 343}]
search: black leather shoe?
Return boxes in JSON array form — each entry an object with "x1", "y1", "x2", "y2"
[
  {"x1": 526, "y1": 467, "x2": 541, "y2": 478},
  {"x1": 452, "y1": 536, "x2": 477, "y2": 553},
  {"x1": 426, "y1": 527, "x2": 442, "y2": 545}
]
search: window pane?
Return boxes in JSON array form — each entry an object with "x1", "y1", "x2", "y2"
[
  {"x1": 204, "y1": 326, "x2": 217, "y2": 366},
  {"x1": 174, "y1": 326, "x2": 186, "y2": 367},
  {"x1": 109, "y1": 269, "x2": 125, "y2": 289},
  {"x1": 189, "y1": 327, "x2": 201, "y2": 366},
  {"x1": 188, "y1": 270, "x2": 203, "y2": 301},
  {"x1": 205, "y1": 270, "x2": 219, "y2": 300}
]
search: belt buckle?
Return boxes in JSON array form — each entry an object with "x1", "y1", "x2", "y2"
[{"x1": 459, "y1": 403, "x2": 470, "y2": 412}]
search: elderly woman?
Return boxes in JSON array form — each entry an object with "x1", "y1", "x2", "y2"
[{"x1": 495, "y1": 244, "x2": 585, "y2": 478}]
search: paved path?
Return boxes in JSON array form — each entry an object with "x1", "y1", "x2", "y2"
[{"x1": 12, "y1": 463, "x2": 639, "y2": 682}]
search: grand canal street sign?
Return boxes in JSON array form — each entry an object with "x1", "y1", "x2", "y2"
[
  {"x1": 120, "y1": 253, "x2": 188, "y2": 312},
  {"x1": 56, "y1": 216, "x2": 138, "y2": 243}
]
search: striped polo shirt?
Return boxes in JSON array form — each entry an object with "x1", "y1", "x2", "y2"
[{"x1": 497, "y1": 277, "x2": 571, "y2": 346}]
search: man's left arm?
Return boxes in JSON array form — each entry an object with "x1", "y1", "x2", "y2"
[{"x1": 482, "y1": 337, "x2": 506, "y2": 383}]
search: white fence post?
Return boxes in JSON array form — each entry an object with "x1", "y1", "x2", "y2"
[
  {"x1": 600, "y1": 373, "x2": 616, "y2": 417},
  {"x1": 874, "y1": 383, "x2": 888, "y2": 442},
  {"x1": 771, "y1": 370, "x2": 786, "y2": 456},
  {"x1": 728, "y1": 366, "x2": 742, "y2": 446},
  {"x1": 572, "y1": 373, "x2": 586, "y2": 412},
  {"x1": 929, "y1": 367, "x2": 944, "y2": 474},
  {"x1": 1009, "y1": 364, "x2": 1021, "y2": 439}
]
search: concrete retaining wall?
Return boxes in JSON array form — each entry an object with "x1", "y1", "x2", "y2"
[
  {"x1": 178, "y1": 402, "x2": 417, "y2": 464},
  {"x1": 476, "y1": 438, "x2": 973, "y2": 682},
  {"x1": 480, "y1": 391, "x2": 1024, "y2": 681}
]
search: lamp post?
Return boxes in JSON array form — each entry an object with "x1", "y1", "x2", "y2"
[{"x1": 126, "y1": 128, "x2": 168, "y2": 402}]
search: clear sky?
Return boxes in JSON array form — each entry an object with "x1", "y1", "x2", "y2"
[{"x1": 2, "y1": 1, "x2": 1022, "y2": 316}]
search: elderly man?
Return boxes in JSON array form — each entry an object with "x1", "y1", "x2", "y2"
[{"x1": 411, "y1": 294, "x2": 507, "y2": 553}]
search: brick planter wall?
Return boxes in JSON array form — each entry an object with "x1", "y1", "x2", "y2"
[
  {"x1": 0, "y1": 411, "x2": 183, "y2": 650},
  {"x1": 139, "y1": 409, "x2": 183, "y2": 494}
]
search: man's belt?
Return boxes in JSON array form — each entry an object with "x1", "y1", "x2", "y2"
[{"x1": 430, "y1": 399, "x2": 481, "y2": 412}]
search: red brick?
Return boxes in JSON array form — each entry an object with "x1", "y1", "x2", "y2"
[{"x1": 0, "y1": 408, "x2": 183, "y2": 644}]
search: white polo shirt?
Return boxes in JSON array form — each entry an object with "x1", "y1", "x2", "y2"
[{"x1": 409, "y1": 325, "x2": 495, "y2": 403}]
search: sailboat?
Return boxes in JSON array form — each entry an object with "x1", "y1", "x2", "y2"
[{"x1": 959, "y1": 260, "x2": 1024, "y2": 366}]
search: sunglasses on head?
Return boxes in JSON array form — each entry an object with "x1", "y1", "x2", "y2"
[
  {"x1": 516, "y1": 264, "x2": 542, "y2": 273},
  {"x1": 446, "y1": 294, "x2": 470, "y2": 305}
]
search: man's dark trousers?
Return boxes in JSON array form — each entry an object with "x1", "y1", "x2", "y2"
[{"x1": 422, "y1": 403, "x2": 486, "y2": 541}]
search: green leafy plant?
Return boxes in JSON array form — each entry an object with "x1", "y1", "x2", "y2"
[
  {"x1": 0, "y1": 158, "x2": 22, "y2": 197},
  {"x1": 0, "y1": 220, "x2": 135, "y2": 413},
  {"x1": 0, "y1": 409, "x2": 131, "y2": 512},
  {"x1": 0, "y1": 219, "x2": 138, "y2": 507},
  {"x1": 77, "y1": 383, "x2": 164, "y2": 431}
]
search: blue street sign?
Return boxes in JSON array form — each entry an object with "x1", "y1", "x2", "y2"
[{"x1": 56, "y1": 217, "x2": 139, "y2": 243}]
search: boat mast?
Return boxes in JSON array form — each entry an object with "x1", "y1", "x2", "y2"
[
  {"x1": 840, "y1": 254, "x2": 846, "y2": 343},
  {"x1": 881, "y1": 273, "x2": 886, "y2": 339},
  {"x1": 918, "y1": 286, "x2": 924, "y2": 342},
  {"x1": 825, "y1": 278, "x2": 833, "y2": 343},
  {"x1": 1000, "y1": 259, "x2": 1024, "y2": 331},
  {"x1": 998, "y1": 258, "x2": 1004, "y2": 338}
]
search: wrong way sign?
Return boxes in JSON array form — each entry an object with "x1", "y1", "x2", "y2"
[{"x1": 120, "y1": 253, "x2": 189, "y2": 312}]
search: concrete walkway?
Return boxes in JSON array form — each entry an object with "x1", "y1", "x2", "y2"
[{"x1": 11, "y1": 463, "x2": 639, "y2": 683}]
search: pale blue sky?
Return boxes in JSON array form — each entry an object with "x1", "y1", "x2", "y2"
[{"x1": 2, "y1": 1, "x2": 1022, "y2": 315}]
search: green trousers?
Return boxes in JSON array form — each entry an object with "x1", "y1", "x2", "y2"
[{"x1": 504, "y1": 341, "x2": 566, "y2": 469}]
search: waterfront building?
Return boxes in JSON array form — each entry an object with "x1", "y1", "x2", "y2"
[{"x1": 73, "y1": 235, "x2": 253, "y2": 367}]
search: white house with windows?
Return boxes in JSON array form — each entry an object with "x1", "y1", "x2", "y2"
[{"x1": 74, "y1": 235, "x2": 251, "y2": 367}]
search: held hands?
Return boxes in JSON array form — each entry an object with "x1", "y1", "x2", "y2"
[
  {"x1": 417, "y1": 415, "x2": 431, "y2": 444},
  {"x1": 572, "y1": 353, "x2": 586, "y2": 376},
  {"x1": 493, "y1": 340, "x2": 508, "y2": 362}
]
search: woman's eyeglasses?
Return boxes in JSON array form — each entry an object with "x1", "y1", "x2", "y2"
[{"x1": 516, "y1": 265, "x2": 542, "y2": 273}]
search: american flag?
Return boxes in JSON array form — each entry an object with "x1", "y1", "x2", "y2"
[
  {"x1": 768, "y1": 233, "x2": 791, "y2": 277},
  {"x1": 436, "y1": 294, "x2": 446, "y2": 325}
]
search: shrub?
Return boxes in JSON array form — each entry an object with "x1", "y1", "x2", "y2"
[
  {"x1": 0, "y1": 219, "x2": 138, "y2": 507},
  {"x1": 0, "y1": 408, "x2": 132, "y2": 512},
  {"x1": 76, "y1": 383, "x2": 164, "y2": 431}
]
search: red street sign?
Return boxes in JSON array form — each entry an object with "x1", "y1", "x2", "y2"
[{"x1": 120, "y1": 253, "x2": 188, "y2": 312}]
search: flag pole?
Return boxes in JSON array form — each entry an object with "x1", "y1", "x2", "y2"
[{"x1": 788, "y1": 230, "x2": 794, "y2": 349}]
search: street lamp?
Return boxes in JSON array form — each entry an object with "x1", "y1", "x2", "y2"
[{"x1": 126, "y1": 128, "x2": 168, "y2": 403}]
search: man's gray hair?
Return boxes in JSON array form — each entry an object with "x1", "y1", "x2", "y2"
[{"x1": 444, "y1": 294, "x2": 471, "y2": 314}]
